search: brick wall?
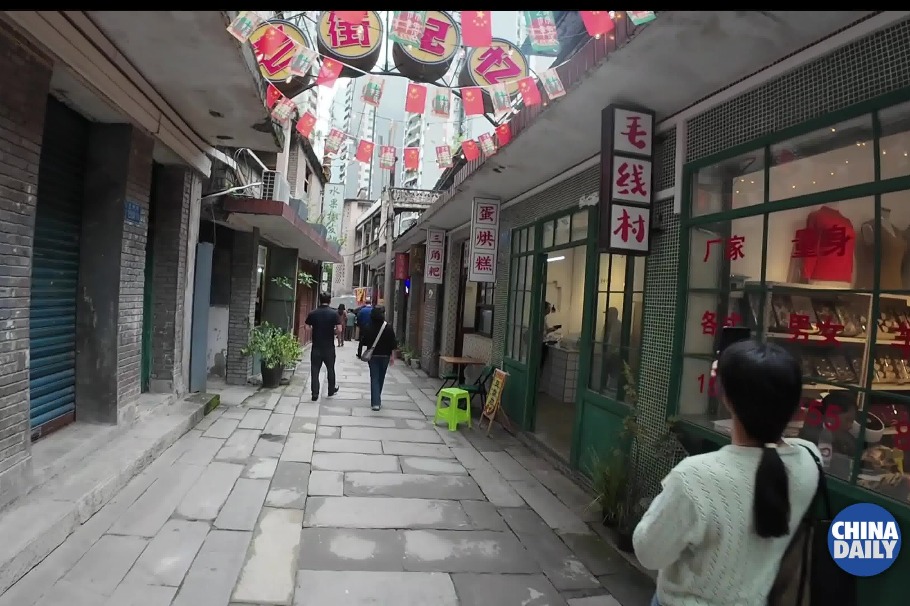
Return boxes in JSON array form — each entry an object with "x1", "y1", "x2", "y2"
[
  {"x1": 226, "y1": 229, "x2": 260, "y2": 384},
  {"x1": 406, "y1": 245, "x2": 424, "y2": 351},
  {"x1": 116, "y1": 128, "x2": 154, "y2": 413},
  {"x1": 0, "y1": 23, "x2": 52, "y2": 506},
  {"x1": 420, "y1": 284, "x2": 440, "y2": 375},
  {"x1": 150, "y1": 165, "x2": 198, "y2": 393},
  {"x1": 439, "y1": 235, "x2": 465, "y2": 374}
]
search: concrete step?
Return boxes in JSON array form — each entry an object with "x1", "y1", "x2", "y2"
[{"x1": 0, "y1": 392, "x2": 218, "y2": 595}]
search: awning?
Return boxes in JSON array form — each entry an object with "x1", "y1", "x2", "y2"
[{"x1": 223, "y1": 197, "x2": 342, "y2": 263}]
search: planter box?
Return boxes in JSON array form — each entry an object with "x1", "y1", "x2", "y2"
[{"x1": 409, "y1": 359, "x2": 421, "y2": 370}]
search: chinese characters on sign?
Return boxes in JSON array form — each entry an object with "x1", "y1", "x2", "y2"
[
  {"x1": 700, "y1": 311, "x2": 743, "y2": 336},
  {"x1": 599, "y1": 106, "x2": 655, "y2": 255},
  {"x1": 249, "y1": 21, "x2": 310, "y2": 82},
  {"x1": 393, "y1": 11, "x2": 460, "y2": 85},
  {"x1": 791, "y1": 226, "x2": 849, "y2": 258},
  {"x1": 703, "y1": 235, "x2": 746, "y2": 262},
  {"x1": 468, "y1": 198, "x2": 501, "y2": 283},
  {"x1": 425, "y1": 229, "x2": 446, "y2": 285},
  {"x1": 462, "y1": 39, "x2": 529, "y2": 97},
  {"x1": 316, "y1": 11, "x2": 382, "y2": 76}
]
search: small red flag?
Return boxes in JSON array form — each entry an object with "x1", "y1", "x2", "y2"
[
  {"x1": 405, "y1": 83, "x2": 428, "y2": 114},
  {"x1": 462, "y1": 87, "x2": 485, "y2": 116},
  {"x1": 266, "y1": 84, "x2": 283, "y2": 109},
  {"x1": 252, "y1": 25, "x2": 292, "y2": 60},
  {"x1": 316, "y1": 58, "x2": 343, "y2": 88},
  {"x1": 296, "y1": 111, "x2": 317, "y2": 138},
  {"x1": 335, "y1": 11, "x2": 368, "y2": 24},
  {"x1": 496, "y1": 123, "x2": 512, "y2": 146},
  {"x1": 404, "y1": 147, "x2": 420, "y2": 170},
  {"x1": 517, "y1": 77, "x2": 541, "y2": 106},
  {"x1": 462, "y1": 11, "x2": 493, "y2": 47},
  {"x1": 355, "y1": 139, "x2": 375, "y2": 163},
  {"x1": 462, "y1": 140, "x2": 480, "y2": 161},
  {"x1": 580, "y1": 11, "x2": 615, "y2": 37}
]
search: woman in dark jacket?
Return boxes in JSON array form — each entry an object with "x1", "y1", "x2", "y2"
[{"x1": 359, "y1": 306, "x2": 398, "y2": 411}]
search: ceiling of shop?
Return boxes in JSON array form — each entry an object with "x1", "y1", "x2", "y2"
[
  {"x1": 87, "y1": 11, "x2": 280, "y2": 153},
  {"x1": 396, "y1": 10, "x2": 880, "y2": 250}
]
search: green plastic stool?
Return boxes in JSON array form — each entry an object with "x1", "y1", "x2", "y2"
[{"x1": 434, "y1": 387, "x2": 472, "y2": 431}]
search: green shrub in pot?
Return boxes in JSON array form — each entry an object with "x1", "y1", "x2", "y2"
[{"x1": 241, "y1": 322, "x2": 302, "y2": 388}]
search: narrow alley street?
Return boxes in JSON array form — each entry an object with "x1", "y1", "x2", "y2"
[{"x1": 0, "y1": 346, "x2": 654, "y2": 606}]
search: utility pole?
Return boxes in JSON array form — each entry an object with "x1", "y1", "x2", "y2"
[{"x1": 381, "y1": 123, "x2": 397, "y2": 310}]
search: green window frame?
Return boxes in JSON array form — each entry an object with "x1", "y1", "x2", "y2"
[
  {"x1": 673, "y1": 90, "x2": 910, "y2": 505},
  {"x1": 505, "y1": 225, "x2": 537, "y2": 364}
]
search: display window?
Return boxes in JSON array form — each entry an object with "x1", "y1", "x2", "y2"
[{"x1": 678, "y1": 100, "x2": 910, "y2": 501}]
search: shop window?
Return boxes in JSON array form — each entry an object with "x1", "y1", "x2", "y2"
[
  {"x1": 589, "y1": 253, "x2": 645, "y2": 400},
  {"x1": 680, "y1": 103, "x2": 910, "y2": 496},
  {"x1": 505, "y1": 226, "x2": 536, "y2": 363},
  {"x1": 475, "y1": 282, "x2": 495, "y2": 337}
]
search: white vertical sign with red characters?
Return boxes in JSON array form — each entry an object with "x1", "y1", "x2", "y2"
[
  {"x1": 468, "y1": 198, "x2": 500, "y2": 283},
  {"x1": 599, "y1": 105, "x2": 655, "y2": 255},
  {"x1": 424, "y1": 229, "x2": 446, "y2": 284}
]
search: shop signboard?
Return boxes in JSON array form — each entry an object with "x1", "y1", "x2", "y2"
[
  {"x1": 458, "y1": 38, "x2": 529, "y2": 114},
  {"x1": 394, "y1": 253, "x2": 410, "y2": 280},
  {"x1": 425, "y1": 229, "x2": 446, "y2": 284},
  {"x1": 316, "y1": 11, "x2": 383, "y2": 79},
  {"x1": 598, "y1": 105, "x2": 656, "y2": 255},
  {"x1": 468, "y1": 198, "x2": 500, "y2": 283},
  {"x1": 248, "y1": 20, "x2": 312, "y2": 98},
  {"x1": 481, "y1": 369, "x2": 511, "y2": 436},
  {"x1": 392, "y1": 10, "x2": 461, "y2": 84}
]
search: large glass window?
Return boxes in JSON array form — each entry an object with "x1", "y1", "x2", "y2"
[
  {"x1": 505, "y1": 226, "x2": 536, "y2": 363},
  {"x1": 589, "y1": 254, "x2": 646, "y2": 400},
  {"x1": 680, "y1": 103, "x2": 910, "y2": 499}
]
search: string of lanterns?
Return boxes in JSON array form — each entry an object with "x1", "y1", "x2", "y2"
[{"x1": 227, "y1": 10, "x2": 657, "y2": 171}]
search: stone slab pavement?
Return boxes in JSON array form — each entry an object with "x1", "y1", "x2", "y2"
[{"x1": 0, "y1": 346, "x2": 655, "y2": 606}]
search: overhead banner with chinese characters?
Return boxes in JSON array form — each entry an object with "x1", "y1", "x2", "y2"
[
  {"x1": 468, "y1": 198, "x2": 501, "y2": 283},
  {"x1": 316, "y1": 11, "x2": 383, "y2": 78},
  {"x1": 425, "y1": 229, "x2": 446, "y2": 284},
  {"x1": 248, "y1": 20, "x2": 312, "y2": 98},
  {"x1": 458, "y1": 38, "x2": 529, "y2": 113},
  {"x1": 599, "y1": 105, "x2": 655, "y2": 255},
  {"x1": 392, "y1": 10, "x2": 460, "y2": 84}
]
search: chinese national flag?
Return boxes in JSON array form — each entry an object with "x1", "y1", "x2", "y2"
[
  {"x1": 496, "y1": 123, "x2": 512, "y2": 146},
  {"x1": 335, "y1": 11, "x2": 368, "y2": 24},
  {"x1": 252, "y1": 26, "x2": 291, "y2": 59},
  {"x1": 462, "y1": 11, "x2": 493, "y2": 47},
  {"x1": 316, "y1": 58, "x2": 343, "y2": 88},
  {"x1": 404, "y1": 147, "x2": 420, "y2": 170},
  {"x1": 296, "y1": 111, "x2": 317, "y2": 138},
  {"x1": 405, "y1": 83, "x2": 427, "y2": 114},
  {"x1": 266, "y1": 84, "x2": 283, "y2": 109},
  {"x1": 462, "y1": 139, "x2": 480, "y2": 161},
  {"x1": 462, "y1": 87, "x2": 485, "y2": 116},
  {"x1": 580, "y1": 11, "x2": 615, "y2": 37},
  {"x1": 355, "y1": 139, "x2": 375, "y2": 163},
  {"x1": 517, "y1": 77, "x2": 541, "y2": 106}
]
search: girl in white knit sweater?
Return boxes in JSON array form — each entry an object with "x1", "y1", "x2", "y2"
[{"x1": 633, "y1": 341, "x2": 821, "y2": 606}]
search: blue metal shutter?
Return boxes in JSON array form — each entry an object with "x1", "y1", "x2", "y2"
[{"x1": 29, "y1": 98, "x2": 88, "y2": 433}]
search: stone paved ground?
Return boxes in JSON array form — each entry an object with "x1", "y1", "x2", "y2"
[{"x1": 0, "y1": 346, "x2": 655, "y2": 606}]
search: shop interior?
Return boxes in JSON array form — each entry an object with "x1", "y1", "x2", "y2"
[
  {"x1": 533, "y1": 244, "x2": 587, "y2": 460},
  {"x1": 683, "y1": 105, "x2": 910, "y2": 501}
]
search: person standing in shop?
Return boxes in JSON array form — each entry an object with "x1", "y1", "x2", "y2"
[
  {"x1": 305, "y1": 292, "x2": 341, "y2": 402},
  {"x1": 356, "y1": 297, "x2": 374, "y2": 359}
]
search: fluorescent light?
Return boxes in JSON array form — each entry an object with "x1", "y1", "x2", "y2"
[{"x1": 547, "y1": 256, "x2": 565, "y2": 263}]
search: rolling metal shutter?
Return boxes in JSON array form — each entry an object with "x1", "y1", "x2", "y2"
[{"x1": 28, "y1": 98, "x2": 88, "y2": 434}]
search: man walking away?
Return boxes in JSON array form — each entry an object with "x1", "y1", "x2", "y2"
[
  {"x1": 356, "y1": 297, "x2": 374, "y2": 359},
  {"x1": 305, "y1": 292, "x2": 340, "y2": 401}
]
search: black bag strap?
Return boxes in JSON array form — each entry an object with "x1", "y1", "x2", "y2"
[{"x1": 799, "y1": 444, "x2": 832, "y2": 520}]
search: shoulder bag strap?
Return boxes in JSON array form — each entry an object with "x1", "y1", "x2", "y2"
[{"x1": 369, "y1": 322, "x2": 387, "y2": 350}]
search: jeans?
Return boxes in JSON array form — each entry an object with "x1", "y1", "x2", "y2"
[
  {"x1": 650, "y1": 594, "x2": 661, "y2": 606},
  {"x1": 368, "y1": 356, "x2": 390, "y2": 409},
  {"x1": 311, "y1": 345, "x2": 336, "y2": 397}
]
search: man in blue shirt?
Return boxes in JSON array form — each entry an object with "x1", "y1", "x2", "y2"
[
  {"x1": 356, "y1": 297, "x2": 374, "y2": 359},
  {"x1": 305, "y1": 292, "x2": 341, "y2": 401}
]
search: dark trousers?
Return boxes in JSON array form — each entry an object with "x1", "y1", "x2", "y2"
[
  {"x1": 311, "y1": 345, "x2": 336, "y2": 397},
  {"x1": 368, "y1": 356, "x2": 390, "y2": 408}
]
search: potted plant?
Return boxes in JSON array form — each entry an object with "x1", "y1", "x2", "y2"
[
  {"x1": 588, "y1": 448, "x2": 628, "y2": 528},
  {"x1": 241, "y1": 322, "x2": 302, "y2": 388}
]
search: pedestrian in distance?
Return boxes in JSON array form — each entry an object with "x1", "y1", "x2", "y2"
[
  {"x1": 336, "y1": 304, "x2": 346, "y2": 347},
  {"x1": 359, "y1": 306, "x2": 397, "y2": 411},
  {"x1": 345, "y1": 308, "x2": 356, "y2": 341},
  {"x1": 356, "y1": 297, "x2": 374, "y2": 359},
  {"x1": 304, "y1": 292, "x2": 341, "y2": 402}
]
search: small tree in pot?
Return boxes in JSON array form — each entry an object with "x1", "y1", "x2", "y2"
[{"x1": 241, "y1": 322, "x2": 302, "y2": 388}]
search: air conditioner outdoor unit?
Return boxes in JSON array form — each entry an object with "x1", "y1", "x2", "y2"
[{"x1": 261, "y1": 170, "x2": 291, "y2": 204}]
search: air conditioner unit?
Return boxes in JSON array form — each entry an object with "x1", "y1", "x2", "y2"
[{"x1": 261, "y1": 170, "x2": 291, "y2": 204}]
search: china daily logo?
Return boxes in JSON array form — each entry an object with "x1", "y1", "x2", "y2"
[{"x1": 828, "y1": 503, "x2": 902, "y2": 577}]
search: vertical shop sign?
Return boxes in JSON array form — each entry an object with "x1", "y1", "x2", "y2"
[
  {"x1": 394, "y1": 253, "x2": 410, "y2": 280},
  {"x1": 468, "y1": 198, "x2": 500, "y2": 283},
  {"x1": 599, "y1": 105, "x2": 656, "y2": 255},
  {"x1": 425, "y1": 229, "x2": 446, "y2": 284}
]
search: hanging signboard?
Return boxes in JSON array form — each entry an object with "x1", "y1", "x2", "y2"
[
  {"x1": 468, "y1": 198, "x2": 500, "y2": 283},
  {"x1": 392, "y1": 10, "x2": 461, "y2": 84},
  {"x1": 599, "y1": 105, "x2": 655, "y2": 255},
  {"x1": 425, "y1": 229, "x2": 446, "y2": 285},
  {"x1": 248, "y1": 20, "x2": 312, "y2": 97},
  {"x1": 316, "y1": 11, "x2": 383, "y2": 78},
  {"x1": 394, "y1": 253, "x2": 410, "y2": 280},
  {"x1": 458, "y1": 38, "x2": 529, "y2": 113}
]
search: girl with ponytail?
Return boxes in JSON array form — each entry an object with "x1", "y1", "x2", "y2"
[{"x1": 634, "y1": 341, "x2": 821, "y2": 606}]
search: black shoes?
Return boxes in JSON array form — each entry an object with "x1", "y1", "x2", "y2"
[
  {"x1": 311, "y1": 394, "x2": 318, "y2": 401},
  {"x1": 328, "y1": 385, "x2": 339, "y2": 397}
]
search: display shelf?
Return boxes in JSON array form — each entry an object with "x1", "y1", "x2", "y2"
[{"x1": 767, "y1": 332, "x2": 867, "y2": 344}]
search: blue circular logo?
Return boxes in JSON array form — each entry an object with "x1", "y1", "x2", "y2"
[{"x1": 828, "y1": 503, "x2": 901, "y2": 577}]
